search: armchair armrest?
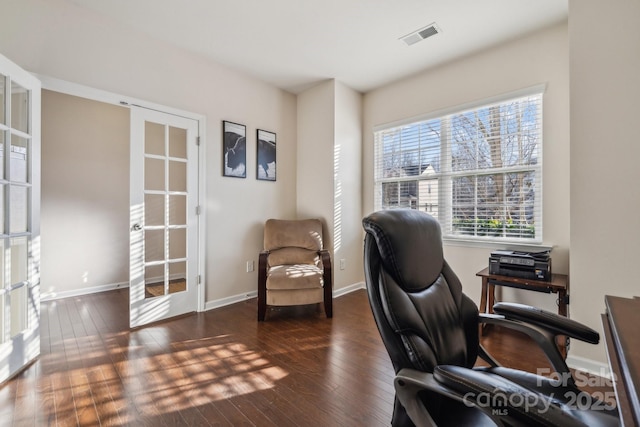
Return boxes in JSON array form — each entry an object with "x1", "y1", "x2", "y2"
[
  {"x1": 319, "y1": 249, "x2": 331, "y2": 269},
  {"x1": 493, "y1": 302, "x2": 599, "y2": 344}
]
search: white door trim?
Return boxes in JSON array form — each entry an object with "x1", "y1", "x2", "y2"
[
  {"x1": 37, "y1": 75, "x2": 206, "y2": 313},
  {"x1": 0, "y1": 53, "x2": 41, "y2": 383}
]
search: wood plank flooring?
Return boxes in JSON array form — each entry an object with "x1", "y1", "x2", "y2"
[{"x1": 0, "y1": 289, "x2": 608, "y2": 426}]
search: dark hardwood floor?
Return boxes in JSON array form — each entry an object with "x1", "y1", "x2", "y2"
[{"x1": 0, "y1": 289, "x2": 609, "y2": 426}]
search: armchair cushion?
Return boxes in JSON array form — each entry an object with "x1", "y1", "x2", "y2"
[
  {"x1": 266, "y1": 264, "x2": 324, "y2": 290},
  {"x1": 268, "y1": 247, "x2": 319, "y2": 267},
  {"x1": 264, "y1": 219, "x2": 323, "y2": 251}
]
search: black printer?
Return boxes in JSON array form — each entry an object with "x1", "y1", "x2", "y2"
[{"x1": 488, "y1": 250, "x2": 551, "y2": 281}]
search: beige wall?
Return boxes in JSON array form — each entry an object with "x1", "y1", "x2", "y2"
[
  {"x1": 297, "y1": 81, "x2": 335, "y2": 226},
  {"x1": 1, "y1": 0, "x2": 297, "y2": 303},
  {"x1": 334, "y1": 81, "x2": 364, "y2": 288},
  {"x1": 568, "y1": 0, "x2": 640, "y2": 364},
  {"x1": 363, "y1": 23, "x2": 570, "y2": 314},
  {"x1": 297, "y1": 80, "x2": 364, "y2": 290},
  {"x1": 41, "y1": 90, "x2": 129, "y2": 297}
]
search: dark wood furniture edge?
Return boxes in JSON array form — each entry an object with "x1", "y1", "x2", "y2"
[
  {"x1": 603, "y1": 295, "x2": 640, "y2": 427},
  {"x1": 476, "y1": 267, "x2": 568, "y2": 292},
  {"x1": 257, "y1": 251, "x2": 269, "y2": 321},
  {"x1": 601, "y1": 312, "x2": 635, "y2": 426},
  {"x1": 476, "y1": 267, "x2": 569, "y2": 356},
  {"x1": 320, "y1": 249, "x2": 333, "y2": 318}
]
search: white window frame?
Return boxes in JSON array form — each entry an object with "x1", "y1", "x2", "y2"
[{"x1": 373, "y1": 85, "x2": 545, "y2": 244}]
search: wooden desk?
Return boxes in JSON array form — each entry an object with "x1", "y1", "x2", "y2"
[
  {"x1": 476, "y1": 267, "x2": 569, "y2": 316},
  {"x1": 476, "y1": 267, "x2": 569, "y2": 355},
  {"x1": 602, "y1": 295, "x2": 640, "y2": 427}
]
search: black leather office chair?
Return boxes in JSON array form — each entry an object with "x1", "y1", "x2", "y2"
[{"x1": 362, "y1": 209, "x2": 619, "y2": 427}]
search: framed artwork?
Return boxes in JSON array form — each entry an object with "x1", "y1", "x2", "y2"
[
  {"x1": 256, "y1": 129, "x2": 276, "y2": 181},
  {"x1": 222, "y1": 120, "x2": 247, "y2": 178}
]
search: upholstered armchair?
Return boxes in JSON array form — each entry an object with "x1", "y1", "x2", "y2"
[{"x1": 258, "y1": 218, "x2": 333, "y2": 321}]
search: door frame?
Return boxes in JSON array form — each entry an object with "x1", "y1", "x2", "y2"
[
  {"x1": 38, "y1": 75, "x2": 207, "y2": 313},
  {"x1": 0, "y1": 54, "x2": 41, "y2": 383}
]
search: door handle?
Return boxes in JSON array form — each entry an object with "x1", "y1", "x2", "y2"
[{"x1": 131, "y1": 223, "x2": 142, "y2": 231}]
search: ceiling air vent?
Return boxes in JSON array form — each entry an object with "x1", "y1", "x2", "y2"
[{"x1": 400, "y1": 23, "x2": 441, "y2": 46}]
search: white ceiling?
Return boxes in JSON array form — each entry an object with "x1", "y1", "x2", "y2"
[{"x1": 68, "y1": 0, "x2": 568, "y2": 94}]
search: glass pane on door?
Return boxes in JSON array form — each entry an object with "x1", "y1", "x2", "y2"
[
  {"x1": 11, "y1": 81, "x2": 29, "y2": 134},
  {"x1": 144, "y1": 230, "x2": 164, "y2": 263},
  {"x1": 145, "y1": 121, "x2": 164, "y2": 156},
  {"x1": 169, "y1": 160, "x2": 186, "y2": 192},
  {"x1": 0, "y1": 240, "x2": 4, "y2": 288},
  {"x1": 169, "y1": 126, "x2": 186, "y2": 158},
  {"x1": 169, "y1": 228, "x2": 186, "y2": 259},
  {"x1": 144, "y1": 194, "x2": 164, "y2": 226},
  {"x1": 0, "y1": 186, "x2": 4, "y2": 235},
  {"x1": 143, "y1": 121, "x2": 189, "y2": 299},
  {"x1": 168, "y1": 195, "x2": 186, "y2": 225},
  {"x1": 0, "y1": 293, "x2": 4, "y2": 344},
  {"x1": 9, "y1": 186, "x2": 28, "y2": 233},
  {"x1": 10, "y1": 134, "x2": 28, "y2": 183},
  {"x1": 0, "y1": 132, "x2": 5, "y2": 179},
  {"x1": 144, "y1": 157, "x2": 164, "y2": 191},
  {"x1": 0, "y1": 239, "x2": 4, "y2": 343},
  {"x1": 144, "y1": 264, "x2": 165, "y2": 298},
  {"x1": 168, "y1": 261, "x2": 186, "y2": 295},
  {"x1": 9, "y1": 237, "x2": 29, "y2": 338},
  {"x1": 0, "y1": 75, "x2": 5, "y2": 126},
  {"x1": 11, "y1": 237, "x2": 28, "y2": 286},
  {"x1": 10, "y1": 286, "x2": 27, "y2": 338}
]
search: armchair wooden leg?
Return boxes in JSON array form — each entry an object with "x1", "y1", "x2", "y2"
[
  {"x1": 321, "y1": 250, "x2": 333, "y2": 318},
  {"x1": 258, "y1": 252, "x2": 268, "y2": 321},
  {"x1": 324, "y1": 293, "x2": 333, "y2": 318},
  {"x1": 258, "y1": 298, "x2": 266, "y2": 321}
]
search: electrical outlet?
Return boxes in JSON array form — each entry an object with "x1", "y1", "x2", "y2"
[
  {"x1": 340, "y1": 259, "x2": 346, "y2": 270},
  {"x1": 246, "y1": 260, "x2": 254, "y2": 272}
]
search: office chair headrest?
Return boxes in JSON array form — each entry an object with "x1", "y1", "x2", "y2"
[{"x1": 363, "y1": 209, "x2": 444, "y2": 292}]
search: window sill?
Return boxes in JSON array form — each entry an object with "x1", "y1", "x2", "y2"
[{"x1": 443, "y1": 237, "x2": 553, "y2": 252}]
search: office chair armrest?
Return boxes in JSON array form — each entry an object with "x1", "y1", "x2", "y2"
[
  {"x1": 431, "y1": 365, "x2": 588, "y2": 427},
  {"x1": 492, "y1": 302, "x2": 599, "y2": 344},
  {"x1": 394, "y1": 369, "x2": 467, "y2": 427},
  {"x1": 479, "y1": 306, "x2": 599, "y2": 382},
  {"x1": 479, "y1": 312, "x2": 574, "y2": 378},
  {"x1": 395, "y1": 367, "x2": 587, "y2": 427}
]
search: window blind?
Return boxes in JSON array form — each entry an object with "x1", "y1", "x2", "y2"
[{"x1": 374, "y1": 92, "x2": 543, "y2": 243}]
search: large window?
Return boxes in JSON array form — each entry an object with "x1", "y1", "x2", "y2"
[{"x1": 374, "y1": 90, "x2": 543, "y2": 243}]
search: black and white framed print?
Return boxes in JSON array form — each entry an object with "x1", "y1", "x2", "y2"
[
  {"x1": 256, "y1": 129, "x2": 276, "y2": 181},
  {"x1": 223, "y1": 120, "x2": 247, "y2": 178}
]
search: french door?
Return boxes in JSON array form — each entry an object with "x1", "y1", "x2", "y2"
[
  {"x1": 0, "y1": 54, "x2": 41, "y2": 383},
  {"x1": 129, "y1": 108, "x2": 199, "y2": 328}
]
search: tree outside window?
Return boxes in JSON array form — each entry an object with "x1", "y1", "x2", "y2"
[{"x1": 374, "y1": 92, "x2": 542, "y2": 242}]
